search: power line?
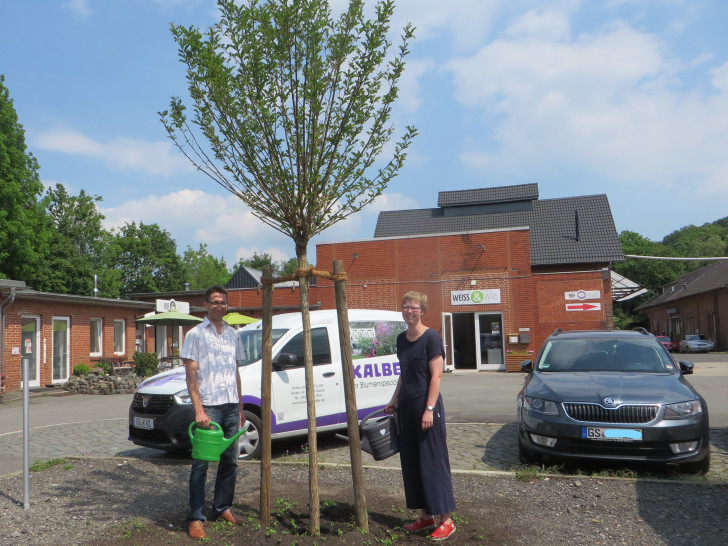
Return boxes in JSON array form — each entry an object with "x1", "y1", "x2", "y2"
[{"x1": 623, "y1": 255, "x2": 728, "y2": 261}]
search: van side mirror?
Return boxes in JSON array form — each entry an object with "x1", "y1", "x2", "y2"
[
  {"x1": 520, "y1": 360, "x2": 533, "y2": 373},
  {"x1": 273, "y1": 352, "x2": 299, "y2": 371},
  {"x1": 678, "y1": 360, "x2": 694, "y2": 375}
]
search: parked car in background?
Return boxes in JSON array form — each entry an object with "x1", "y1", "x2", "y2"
[
  {"x1": 656, "y1": 335, "x2": 678, "y2": 352},
  {"x1": 679, "y1": 334, "x2": 715, "y2": 353},
  {"x1": 517, "y1": 328, "x2": 710, "y2": 474}
]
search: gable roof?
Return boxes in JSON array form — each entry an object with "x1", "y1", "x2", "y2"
[
  {"x1": 637, "y1": 259, "x2": 728, "y2": 309},
  {"x1": 226, "y1": 265, "x2": 298, "y2": 289},
  {"x1": 374, "y1": 183, "x2": 624, "y2": 266}
]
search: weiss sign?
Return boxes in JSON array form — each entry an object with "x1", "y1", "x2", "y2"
[{"x1": 450, "y1": 289, "x2": 501, "y2": 305}]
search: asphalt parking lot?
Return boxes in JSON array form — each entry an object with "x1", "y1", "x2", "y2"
[{"x1": 0, "y1": 353, "x2": 726, "y2": 478}]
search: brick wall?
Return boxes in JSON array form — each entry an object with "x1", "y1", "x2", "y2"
[{"x1": 2, "y1": 300, "x2": 143, "y2": 391}]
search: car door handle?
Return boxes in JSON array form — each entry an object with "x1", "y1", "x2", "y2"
[{"x1": 323, "y1": 372, "x2": 336, "y2": 378}]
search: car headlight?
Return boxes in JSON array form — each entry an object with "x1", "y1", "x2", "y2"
[
  {"x1": 174, "y1": 389, "x2": 192, "y2": 405},
  {"x1": 664, "y1": 400, "x2": 702, "y2": 419},
  {"x1": 522, "y1": 396, "x2": 559, "y2": 415}
]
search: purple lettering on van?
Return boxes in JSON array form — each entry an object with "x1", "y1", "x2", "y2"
[{"x1": 352, "y1": 361, "x2": 400, "y2": 381}]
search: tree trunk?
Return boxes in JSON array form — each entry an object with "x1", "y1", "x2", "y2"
[
  {"x1": 259, "y1": 264, "x2": 274, "y2": 526},
  {"x1": 333, "y1": 260, "x2": 368, "y2": 531},
  {"x1": 296, "y1": 243, "x2": 320, "y2": 535}
]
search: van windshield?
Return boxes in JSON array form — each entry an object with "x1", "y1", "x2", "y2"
[{"x1": 238, "y1": 328, "x2": 288, "y2": 366}]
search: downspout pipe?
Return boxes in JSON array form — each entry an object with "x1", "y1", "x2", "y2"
[{"x1": 1, "y1": 288, "x2": 18, "y2": 377}]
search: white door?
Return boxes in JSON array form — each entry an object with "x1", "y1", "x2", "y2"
[
  {"x1": 441, "y1": 313, "x2": 455, "y2": 371},
  {"x1": 271, "y1": 327, "x2": 342, "y2": 433},
  {"x1": 52, "y1": 318, "x2": 70, "y2": 383},
  {"x1": 475, "y1": 312, "x2": 505, "y2": 371},
  {"x1": 21, "y1": 317, "x2": 41, "y2": 387}
]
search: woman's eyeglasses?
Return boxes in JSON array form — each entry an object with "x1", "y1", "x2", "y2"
[
  {"x1": 208, "y1": 301, "x2": 228, "y2": 308},
  {"x1": 402, "y1": 305, "x2": 421, "y2": 312}
]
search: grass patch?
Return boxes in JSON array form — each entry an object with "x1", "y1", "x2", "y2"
[{"x1": 30, "y1": 458, "x2": 67, "y2": 472}]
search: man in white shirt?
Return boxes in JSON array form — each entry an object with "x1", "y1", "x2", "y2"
[{"x1": 181, "y1": 285, "x2": 246, "y2": 540}]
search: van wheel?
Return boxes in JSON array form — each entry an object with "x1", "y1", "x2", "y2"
[{"x1": 239, "y1": 410, "x2": 262, "y2": 460}]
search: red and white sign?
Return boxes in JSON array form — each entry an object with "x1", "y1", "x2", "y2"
[{"x1": 566, "y1": 302, "x2": 602, "y2": 311}]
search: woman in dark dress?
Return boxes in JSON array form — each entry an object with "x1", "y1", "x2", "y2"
[{"x1": 384, "y1": 291, "x2": 457, "y2": 540}]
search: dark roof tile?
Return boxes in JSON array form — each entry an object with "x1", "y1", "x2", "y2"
[{"x1": 375, "y1": 185, "x2": 623, "y2": 266}]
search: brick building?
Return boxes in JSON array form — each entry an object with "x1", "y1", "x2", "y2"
[
  {"x1": 0, "y1": 280, "x2": 153, "y2": 392},
  {"x1": 1, "y1": 183, "x2": 627, "y2": 391},
  {"x1": 637, "y1": 259, "x2": 728, "y2": 350},
  {"x1": 144, "y1": 183, "x2": 626, "y2": 372}
]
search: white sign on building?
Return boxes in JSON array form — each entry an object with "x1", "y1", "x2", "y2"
[
  {"x1": 156, "y1": 299, "x2": 190, "y2": 314},
  {"x1": 450, "y1": 289, "x2": 501, "y2": 305}
]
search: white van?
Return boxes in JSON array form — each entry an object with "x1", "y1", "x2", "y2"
[{"x1": 128, "y1": 309, "x2": 405, "y2": 459}]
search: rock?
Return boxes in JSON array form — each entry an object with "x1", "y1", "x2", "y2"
[{"x1": 61, "y1": 373, "x2": 143, "y2": 395}]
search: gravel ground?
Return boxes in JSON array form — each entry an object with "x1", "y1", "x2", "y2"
[{"x1": 2, "y1": 457, "x2": 728, "y2": 545}]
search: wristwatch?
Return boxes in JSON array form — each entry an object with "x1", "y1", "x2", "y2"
[{"x1": 426, "y1": 405, "x2": 435, "y2": 411}]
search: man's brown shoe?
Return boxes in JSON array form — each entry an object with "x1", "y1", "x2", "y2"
[
  {"x1": 187, "y1": 520, "x2": 206, "y2": 540},
  {"x1": 218, "y1": 509, "x2": 243, "y2": 525}
]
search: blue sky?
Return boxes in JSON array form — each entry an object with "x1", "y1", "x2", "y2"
[{"x1": 2, "y1": 0, "x2": 727, "y2": 267}]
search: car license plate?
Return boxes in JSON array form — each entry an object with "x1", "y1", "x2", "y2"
[
  {"x1": 581, "y1": 427, "x2": 641, "y2": 441},
  {"x1": 133, "y1": 417, "x2": 155, "y2": 430}
]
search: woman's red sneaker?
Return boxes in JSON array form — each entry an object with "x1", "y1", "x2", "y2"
[
  {"x1": 403, "y1": 516, "x2": 436, "y2": 532},
  {"x1": 430, "y1": 519, "x2": 456, "y2": 540}
]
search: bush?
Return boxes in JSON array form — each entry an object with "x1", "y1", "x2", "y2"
[
  {"x1": 133, "y1": 352, "x2": 159, "y2": 377},
  {"x1": 95, "y1": 361, "x2": 113, "y2": 375},
  {"x1": 73, "y1": 364, "x2": 90, "y2": 376}
]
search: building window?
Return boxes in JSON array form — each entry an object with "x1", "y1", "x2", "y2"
[
  {"x1": 90, "y1": 318, "x2": 102, "y2": 356},
  {"x1": 114, "y1": 319, "x2": 125, "y2": 354}
]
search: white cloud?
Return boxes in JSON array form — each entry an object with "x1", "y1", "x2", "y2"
[
  {"x1": 444, "y1": 10, "x2": 728, "y2": 197},
  {"x1": 398, "y1": 58, "x2": 435, "y2": 114},
  {"x1": 63, "y1": 0, "x2": 91, "y2": 19},
  {"x1": 33, "y1": 128, "x2": 194, "y2": 177}
]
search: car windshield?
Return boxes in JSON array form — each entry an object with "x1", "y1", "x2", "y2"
[
  {"x1": 536, "y1": 337, "x2": 676, "y2": 373},
  {"x1": 238, "y1": 328, "x2": 288, "y2": 366},
  {"x1": 686, "y1": 334, "x2": 707, "y2": 341},
  {"x1": 657, "y1": 336, "x2": 671, "y2": 342}
]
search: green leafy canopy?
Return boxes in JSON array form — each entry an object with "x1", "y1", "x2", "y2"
[{"x1": 160, "y1": 0, "x2": 417, "y2": 255}]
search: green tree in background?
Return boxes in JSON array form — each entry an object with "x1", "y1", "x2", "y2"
[
  {"x1": 0, "y1": 75, "x2": 51, "y2": 288},
  {"x1": 160, "y1": 0, "x2": 416, "y2": 532},
  {"x1": 614, "y1": 231, "x2": 686, "y2": 291},
  {"x1": 182, "y1": 243, "x2": 229, "y2": 289},
  {"x1": 663, "y1": 222, "x2": 728, "y2": 266},
  {"x1": 234, "y1": 252, "x2": 300, "y2": 277},
  {"x1": 110, "y1": 222, "x2": 186, "y2": 295},
  {"x1": 41, "y1": 184, "x2": 108, "y2": 295}
]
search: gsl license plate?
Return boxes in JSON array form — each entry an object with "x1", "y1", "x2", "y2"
[
  {"x1": 133, "y1": 417, "x2": 155, "y2": 430},
  {"x1": 582, "y1": 427, "x2": 642, "y2": 441}
]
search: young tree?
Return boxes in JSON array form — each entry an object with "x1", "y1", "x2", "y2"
[
  {"x1": 161, "y1": 0, "x2": 415, "y2": 533},
  {"x1": 0, "y1": 75, "x2": 52, "y2": 287}
]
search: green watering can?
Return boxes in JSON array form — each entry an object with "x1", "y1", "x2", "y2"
[{"x1": 188, "y1": 421, "x2": 246, "y2": 462}]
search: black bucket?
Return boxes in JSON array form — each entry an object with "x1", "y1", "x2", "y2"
[{"x1": 360, "y1": 409, "x2": 399, "y2": 461}]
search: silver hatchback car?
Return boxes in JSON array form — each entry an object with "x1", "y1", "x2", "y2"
[
  {"x1": 679, "y1": 334, "x2": 715, "y2": 353},
  {"x1": 517, "y1": 328, "x2": 710, "y2": 474}
]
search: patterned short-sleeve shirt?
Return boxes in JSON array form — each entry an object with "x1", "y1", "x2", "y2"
[{"x1": 181, "y1": 316, "x2": 245, "y2": 405}]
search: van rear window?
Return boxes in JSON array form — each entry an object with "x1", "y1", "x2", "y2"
[{"x1": 351, "y1": 320, "x2": 406, "y2": 358}]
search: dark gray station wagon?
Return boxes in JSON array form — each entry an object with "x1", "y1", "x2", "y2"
[{"x1": 517, "y1": 328, "x2": 710, "y2": 474}]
